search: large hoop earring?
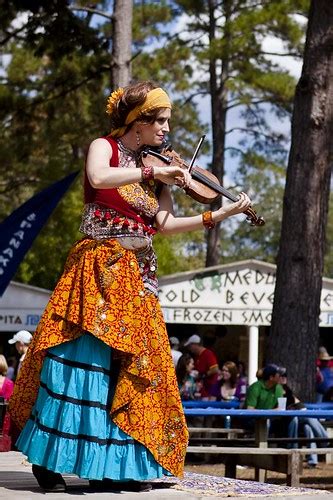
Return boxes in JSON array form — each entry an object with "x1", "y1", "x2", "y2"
[{"x1": 136, "y1": 131, "x2": 141, "y2": 147}]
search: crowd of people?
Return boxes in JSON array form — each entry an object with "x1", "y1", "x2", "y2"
[
  {"x1": 0, "y1": 330, "x2": 33, "y2": 452},
  {"x1": 172, "y1": 335, "x2": 333, "y2": 408},
  {"x1": 0, "y1": 329, "x2": 32, "y2": 401},
  {"x1": 172, "y1": 333, "x2": 248, "y2": 403},
  {"x1": 172, "y1": 336, "x2": 332, "y2": 469},
  {"x1": 172, "y1": 335, "x2": 333, "y2": 467}
]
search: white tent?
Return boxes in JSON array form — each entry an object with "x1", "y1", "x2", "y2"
[
  {"x1": 159, "y1": 259, "x2": 333, "y2": 383},
  {"x1": 0, "y1": 281, "x2": 51, "y2": 333}
]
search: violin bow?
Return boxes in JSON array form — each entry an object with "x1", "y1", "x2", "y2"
[{"x1": 188, "y1": 135, "x2": 206, "y2": 173}]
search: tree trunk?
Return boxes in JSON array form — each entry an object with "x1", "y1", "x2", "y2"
[
  {"x1": 268, "y1": 0, "x2": 333, "y2": 402},
  {"x1": 206, "y1": 0, "x2": 230, "y2": 266},
  {"x1": 111, "y1": 0, "x2": 133, "y2": 88}
]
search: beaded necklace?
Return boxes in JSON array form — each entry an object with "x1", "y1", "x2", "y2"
[{"x1": 117, "y1": 139, "x2": 138, "y2": 169}]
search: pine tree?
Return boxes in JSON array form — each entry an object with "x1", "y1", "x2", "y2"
[
  {"x1": 172, "y1": 0, "x2": 309, "y2": 265},
  {"x1": 268, "y1": 0, "x2": 333, "y2": 401},
  {"x1": 0, "y1": 1, "x2": 206, "y2": 287}
]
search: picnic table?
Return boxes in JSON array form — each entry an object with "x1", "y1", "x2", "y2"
[
  {"x1": 182, "y1": 400, "x2": 240, "y2": 409},
  {"x1": 184, "y1": 407, "x2": 333, "y2": 486}
]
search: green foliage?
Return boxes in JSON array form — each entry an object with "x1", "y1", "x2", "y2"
[
  {"x1": 0, "y1": 0, "x2": 206, "y2": 289},
  {"x1": 224, "y1": 150, "x2": 286, "y2": 263},
  {"x1": 4, "y1": 0, "x2": 333, "y2": 292},
  {"x1": 169, "y1": 0, "x2": 313, "y2": 265},
  {"x1": 132, "y1": 1, "x2": 173, "y2": 44},
  {"x1": 173, "y1": 0, "x2": 307, "y2": 116},
  {"x1": 154, "y1": 228, "x2": 205, "y2": 276},
  {"x1": 16, "y1": 181, "x2": 84, "y2": 289},
  {"x1": 0, "y1": 2, "x2": 110, "y2": 288}
]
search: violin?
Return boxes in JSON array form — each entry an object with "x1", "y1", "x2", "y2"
[{"x1": 140, "y1": 145, "x2": 265, "y2": 227}]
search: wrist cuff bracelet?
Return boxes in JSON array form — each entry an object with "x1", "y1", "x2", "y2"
[
  {"x1": 141, "y1": 165, "x2": 154, "y2": 181},
  {"x1": 202, "y1": 211, "x2": 215, "y2": 229}
]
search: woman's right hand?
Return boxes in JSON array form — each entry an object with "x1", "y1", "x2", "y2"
[{"x1": 153, "y1": 165, "x2": 192, "y2": 189}]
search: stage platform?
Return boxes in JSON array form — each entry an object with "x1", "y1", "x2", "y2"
[{"x1": 0, "y1": 452, "x2": 332, "y2": 499}]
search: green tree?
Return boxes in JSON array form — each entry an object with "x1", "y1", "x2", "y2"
[
  {"x1": 171, "y1": 0, "x2": 309, "y2": 265},
  {"x1": 0, "y1": 1, "x2": 114, "y2": 288},
  {"x1": 0, "y1": 1, "x2": 206, "y2": 289}
]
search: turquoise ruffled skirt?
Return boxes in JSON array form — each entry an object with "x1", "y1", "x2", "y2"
[{"x1": 16, "y1": 334, "x2": 167, "y2": 480}]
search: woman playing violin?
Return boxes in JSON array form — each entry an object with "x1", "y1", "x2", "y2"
[{"x1": 9, "y1": 80, "x2": 251, "y2": 493}]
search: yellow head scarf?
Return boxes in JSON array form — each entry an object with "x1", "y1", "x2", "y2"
[{"x1": 107, "y1": 87, "x2": 172, "y2": 138}]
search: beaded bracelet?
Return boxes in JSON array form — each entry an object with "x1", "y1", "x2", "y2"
[
  {"x1": 141, "y1": 164, "x2": 154, "y2": 181},
  {"x1": 202, "y1": 211, "x2": 215, "y2": 229}
]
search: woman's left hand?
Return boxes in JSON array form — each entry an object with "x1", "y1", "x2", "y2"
[{"x1": 214, "y1": 192, "x2": 252, "y2": 221}]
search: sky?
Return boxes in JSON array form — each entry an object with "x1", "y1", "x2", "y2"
[
  {"x1": 193, "y1": 33, "x2": 304, "y2": 180},
  {"x1": 144, "y1": 7, "x2": 306, "y2": 191}
]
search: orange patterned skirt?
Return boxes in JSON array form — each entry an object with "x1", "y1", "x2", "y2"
[{"x1": 9, "y1": 238, "x2": 188, "y2": 477}]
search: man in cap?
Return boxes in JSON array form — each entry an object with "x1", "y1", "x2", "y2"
[
  {"x1": 245, "y1": 363, "x2": 284, "y2": 409},
  {"x1": 184, "y1": 334, "x2": 219, "y2": 399},
  {"x1": 8, "y1": 330, "x2": 32, "y2": 376},
  {"x1": 169, "y1": 336, "x2": 182, "y2": 368}
]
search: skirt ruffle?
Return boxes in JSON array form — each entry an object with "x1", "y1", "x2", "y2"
[{"x1": 16, "y1": 334, "x2": 168, "y2": 481}]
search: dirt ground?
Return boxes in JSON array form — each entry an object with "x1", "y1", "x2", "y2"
[{"x1": 185, "y1": 457, "x2": 333, "y2": 492}]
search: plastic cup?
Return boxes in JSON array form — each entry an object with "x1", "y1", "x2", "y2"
[{"x1": 277, "y1": 397, "x2": 287, "y2": 410}]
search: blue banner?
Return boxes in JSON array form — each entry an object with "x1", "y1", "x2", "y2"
[{"x1": 0, "y1": 171, "x2": 79, "y2": 296}]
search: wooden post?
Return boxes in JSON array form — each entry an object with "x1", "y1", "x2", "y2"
[
  {"x1": 287, "y1": 452, "x2": 302, "y2": 487},
  {"x1": 254, "y1": 418, "x2": 268, "y2": 482}
]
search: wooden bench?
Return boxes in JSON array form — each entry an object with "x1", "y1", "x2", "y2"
[
  {"x1": 188, "y1": 435, "x2": 333, "y2": 446},
  {"x1": 188, "y1": 427, "x2": 246, "y2": 439},
  {"x1": 322, "y1": 420, "x2": 333, "y2": 463},
  {"x1": 185, "y1": 408, "x2": 333, "y2": 485},
  {"x1": 186, "y1": 445, "x2": 333, "y2": 486}
]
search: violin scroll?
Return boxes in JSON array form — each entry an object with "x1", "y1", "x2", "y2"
[{"x1": 244, "y1": 207, "x2": 265, "y2": 227}]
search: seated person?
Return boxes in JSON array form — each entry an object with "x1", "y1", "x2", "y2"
[
  {"x1": 184, "y1": 334, "x2": 219, "y2": 400},
  {"x1": 245, "y1": 364, "x2": 284, "y2": 409},
  {"x1": 279, "y1": 367, "x2": 328, "y2": 468},
  {"x1": 176, "y1": 354, "x2": 201, "y2": 400},
  {"x1": 243, "y1": 364, "x2": 284, "y2": 433},
  {"x1": 0, "y1": 355, "x2": 14, "y2": 401},
  {"x1": 218, "y1": 361, "x2": 247, "y2": 404}
]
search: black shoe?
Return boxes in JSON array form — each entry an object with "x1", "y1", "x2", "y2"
[
  {"x1": 32, "y1": 464, "x2": 67, "y2": 492},
  {"x1": 89, "y1": 479, "x2": 115, "y2": 491},
  {"x1": 121, "y1": 481, "x2": 152, "y2": 492},
  {"x1": 89, "y1": 479, "x2": 152, "y2": 492}
]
